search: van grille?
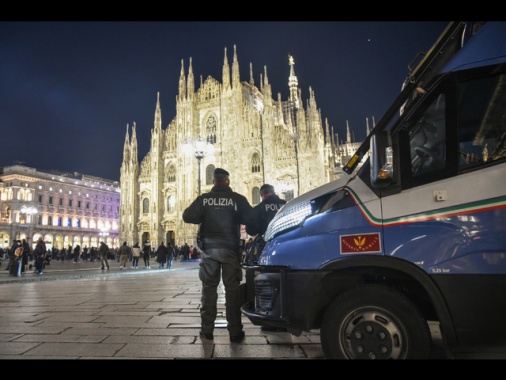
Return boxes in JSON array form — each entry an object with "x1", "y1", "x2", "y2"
[{"x1": 254, "y1": 281, "x2": 275, "y2": 313}]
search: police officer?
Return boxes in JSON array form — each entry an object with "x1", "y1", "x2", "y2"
[
  {"x1": 246, "y1": 184, "x2": 287, "y2": 237},
  {"x1": 245, "y1": 184, "x2": 286, "y2": 265},
  {"x1": 183, "y1": 168, "x2": 257, "y2": 343},
  {"x1": 245, "y1": 184, "x2": 287, "y2": 332}
]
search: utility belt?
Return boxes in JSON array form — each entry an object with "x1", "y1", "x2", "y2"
[{"x1": 200, "y1": 236, "x2": 239, "y2": 252}]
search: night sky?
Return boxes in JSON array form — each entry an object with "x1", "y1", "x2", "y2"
[{"x1": 0, "y1": 21, "x2": 448, "y2": 181}]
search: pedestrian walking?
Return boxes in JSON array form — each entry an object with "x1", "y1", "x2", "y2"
[
  {"x1": 20, "y1": 238, "x2": 30, "y2": 275},
  {"x1": 183, "y1": 168, "x2": 258, "y2": 343},
  {"x1": 99, "y1": 241, "x2": 110, "y2": 270},
  {"x1": 181, "y1": 242, "x2": 190, "y2": 261},
  {"x1": 167, "y1": 242, "x2": 175, "y2": 269},
  {"x1": 5, "y1": 239, "x2": 19, "y2": 274},
  {"x1": 156, "y1": 241, "x2": 168, "y2": 268},
  {"x1": 73, "y1": 244, "x2": 81, "y2": 263},
  {"x1": 12, "y1": 242, "x2": 23, "y2": 277},
  {"x1": 33, "y1": 236, "x2": 46, "y2": 275},
  {"x1": 82, "y1": 246, "x2": 89, "y2": 261},
  {"x1": 131, "y1": 242, "x2": 141, "y2": 269},
  {"x1": 118, "y1": 241, "x2": 131, "y2": 270},
  {"x1": 142, "y1": 241, "x2": 151, "y2": 269}
]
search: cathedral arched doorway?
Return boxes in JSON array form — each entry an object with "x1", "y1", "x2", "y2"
[
  {"x1": 166, "y1": 231, "x2": 175, "y2": 247},
  {"x1": 142, "y1": 232, "x2": 150, "y2": 247}
]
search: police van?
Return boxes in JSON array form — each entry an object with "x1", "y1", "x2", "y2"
[{"x1": 241, "y1": 21, "x2": 506, "y2": 359}]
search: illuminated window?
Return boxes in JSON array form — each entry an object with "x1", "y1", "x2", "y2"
[
  {"x1": 167, "y1": 195, "x2": 175, "y2": 212},
  {"x1": 167, "y1": 165, "x2": 176, "y2": 182},
  {"x1": 206, "y1": 115, "x2": 217, "y2": 144},
  {"x1": 251, "y1": 153, "x2": 261, "y2": 173},
  {"x1": 206, "y1": 164, "x2": 215, "y2": 185}
]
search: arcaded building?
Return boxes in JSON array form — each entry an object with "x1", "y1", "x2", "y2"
[
  {"x1": 120, "y1": 47, "x2": 369, "y2": 249},
  {"x1": 0, "y1": 164, "x2": 120, "y2": 251}
]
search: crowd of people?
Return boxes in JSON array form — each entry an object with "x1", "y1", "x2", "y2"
[{"x1": 0, "y1": 238, "x2": 204, "y2": 276}]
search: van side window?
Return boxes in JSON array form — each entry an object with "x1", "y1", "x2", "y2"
[
  {"x1": 409, "y1": 94, "x2": 446, "y2": 177},
  {"x1": 458, "y1": 73, "x2": 506, "y2": 168}
]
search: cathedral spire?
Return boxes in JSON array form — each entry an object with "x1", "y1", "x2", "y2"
[
  {"x1": 178, "y1": 59, "x2": 186, "y2": 100},
  {"x1": 346, "y1": 120, "x2": 351, "y2": 143},
  {"x1": 131, "y1": 122, "x2": 138, "y2": 164},
  {"x1": 325, "y1": 117, "x2": 330, "y2": 145},
  {"x1": 123, "y1": 123, "x2": 130, "y2": 163},
  {"x1": 154, "y1": 92, "x2": 162, "y2": 131},
  {"x1": 222, "y1": 47, "x2": 230, "y2": 90},
  {"x1": 262, "y1": 65, "x2": 271, "y2": 99},
  {"x1": 288, "y1": 54, "x2": 299, "y2": 109},
  {"x1": 232, "y1": 44, "x2": 240, "y2": 89},
  {"x1": 187, "y1": 57, "x2": 195, "y2": 99},
  {"x1": 249, "y1": 62, "x2": 254, "y2": 87}
]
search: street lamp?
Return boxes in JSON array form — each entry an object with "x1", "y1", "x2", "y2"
[
  {"x1": 20, "y1": 205, "x2": 38, "y2": 223},
  {"x1": 183, "y1": 135, "x2": 214, "y2": 195},
  {"x1": 194, "y1": 136, "x2": 206, "y2": 195}
]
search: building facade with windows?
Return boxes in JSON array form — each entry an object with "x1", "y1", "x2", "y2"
[
  {"x1": 120, "y1": 47, "x2": 370, "y2": 249},
  {"x1": 0, "y1": 164, "x2": 120, "y2": 251}
]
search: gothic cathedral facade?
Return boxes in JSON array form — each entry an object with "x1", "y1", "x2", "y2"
[{"x1": 120, "y1": 46, "x2": 368, "y2": 249}]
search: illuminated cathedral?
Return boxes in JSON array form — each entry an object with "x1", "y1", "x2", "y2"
[{"x1": 120, "y1": 46, "x2": 371, "y2": 248}]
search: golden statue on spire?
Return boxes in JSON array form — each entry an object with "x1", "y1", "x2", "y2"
[{"x1": 289, "y1": 54, "x2": 294, "y2": 65}]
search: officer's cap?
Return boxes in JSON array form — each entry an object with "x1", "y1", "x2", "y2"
[
  {"x1": 260, "y1": 184, "x2": 274, "y2": 193},
  {"x1": 214, "y1": 168, "x2": 229, "y2": 182},
  {"x1": 214, "y1": 168, "x2": 229, "y2": 177}
]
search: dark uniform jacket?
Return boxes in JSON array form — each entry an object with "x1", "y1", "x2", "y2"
[
  {"x1": 183, "y1": 184, "x2": 257, "y2": 251},
  {"x1": 246, "y1": 194, "x2": 286, "y2": 236}
]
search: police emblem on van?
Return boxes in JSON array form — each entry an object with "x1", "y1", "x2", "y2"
[{"x1": 340, "y1": 233, "x2": 381, "y2": 254}]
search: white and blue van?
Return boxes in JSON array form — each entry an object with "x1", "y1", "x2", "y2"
[{"x1": 241, "y1": 21, "x2": 506, "y2": 359}]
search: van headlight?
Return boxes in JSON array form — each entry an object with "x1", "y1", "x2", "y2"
[{"x1": 264, "y1": 200, "x2": 312, "y2": 241}]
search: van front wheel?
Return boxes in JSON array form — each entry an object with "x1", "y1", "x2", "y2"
[{"x1": 320, "y1": 284, "x2": 432, "y2": 359}]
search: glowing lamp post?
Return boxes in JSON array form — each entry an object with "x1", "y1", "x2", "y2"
[
  {"x1": 20, "y1": 205, "x2": 38, "y2": 223},
  {"x1": 183, "y1": 135, "x2": 214, "y2": 195}
]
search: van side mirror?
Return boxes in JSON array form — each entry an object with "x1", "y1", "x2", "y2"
[{"x1": 370, "y1": 131, "x2": 394, "y2": 188}]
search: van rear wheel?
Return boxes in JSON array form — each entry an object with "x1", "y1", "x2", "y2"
[{"x1": 321, "y1": 284, "x2": 431, "y2": 359}]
